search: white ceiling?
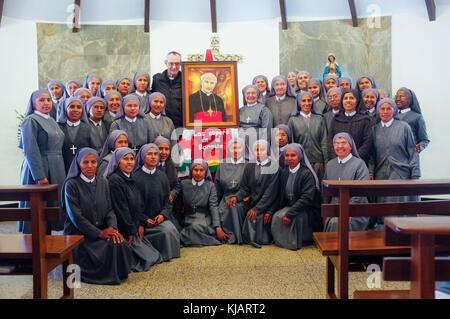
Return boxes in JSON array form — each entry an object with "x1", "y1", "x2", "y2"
[{"x1": 3, "y1": 0, "x2": 448, "y2": 23}]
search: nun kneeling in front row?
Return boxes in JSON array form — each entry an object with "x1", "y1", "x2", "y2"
[
  {"x1": 323, "y1": 133, "x2": 370, "y2": 232},
  {"x1": 270, "y1": 143, "x2": 322, "y2": 250},
  {"x1": 180, "y1": 159, "x2": 228, "y2": 247},
  {"x1": 104, "y1": 147, "x2": 163, "y2": 272},
  {"x1": 63, "y1": 147, "x2": 131, "y2": 285},
  {"x1": 134, "y1": 143, "x2": 181, "y2": 262}
]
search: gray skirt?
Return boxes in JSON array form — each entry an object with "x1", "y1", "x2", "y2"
[
  {"x1": 271, "y1": 207, "x2": 312, "y2": 250},
  {"x1": 242, "y1": 212, "x2": 273, "y2": 246},
  {"x1": 129, "y1": 236, "x2": 163, "y2": 272},
  {"x1": 143, "y1": 220, "x2": 181, "y2": 262},
  {"x1": 218, "y1": 200, "x2": 247, "y2": 245},
  {"x1": 180, "y1": 213, "x2": 222, "y2": 247}
]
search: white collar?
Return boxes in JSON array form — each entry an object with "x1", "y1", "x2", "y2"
[
  {"x1": 381, "y1": 118, "x2": 394, "y2": 127},
  {"x1": 368, "y1": 107, "x2": 376, "y2": 113},
  {"x1": 256, "y1": 158, "x2": 270, "y2": 166},
  {"x1": 332, "y1": 109, "x2": 340, "y2": 114},
  {"x1": 109, "y1": 111, "x2": 117, "y2": 117},
  {"x1": 89, "y1": 118, "x2": 102, "y2": 126},
  {"x1": 122, "y1": 171, "x2": 131, "y2": 178},
  {"x1": 159, "y1": 161, "x2": 166, "y2": 167},
  {"x1": 247, "y1": 102, "x2": 258, "y2": 107},
  {"x1": 135, "y1": 91, "x2": 147, "y2": 97},
  {"x1": 229, "y1": 157, "x2": 244, "y2": 165},
  {"x1": 34, "y1": 110, "x2": 50, "y2": 119},
  {"x1": 168, "y1": 77, "x2": 175, "y2": 81},
  {"x1": 399, "y1": 107, "x2": 411, "y2": 114},
  {"x1": 345, "y1": 111, "x2": 356, "y2": 117},
  {"x1": 201, "y1": 89, "x2": 213, "y2": 96},
  {"x1": 67, "y1": 120, "x2": 81, "y2": 127},
  {"x1": 338, "y1": 153, "x2": 353, "y2": 164},
  {"x1": 142, "y1": 165, "x2": 157, "y2": 175},
  {"x1": 276, "y1": 94, "x2": 286, "y2": 101},
  {"x1": 289, "y1": 163, "x2": 301, "y2": 174},
  {"x1": 192, "y1": 178, "x2": 205, "y2": 186},
  {"x1": 149, "y1": 112, "x2": 161, "y2": 119},
  {"x1": 80, "y1": 173, "x2": 95, "y2": 183},
  {"x1": 125, "y1": 115, "x2": 137, "y2": 123},
  {"x1": 300, "y1": 111, "x2": 311, "y2": 118},
  {"x1": 52, "y1": 97, "x2": 62, "y2": 104},
  {"x1": 314, "y1": 97, "x2": 320, "y2": 102}
]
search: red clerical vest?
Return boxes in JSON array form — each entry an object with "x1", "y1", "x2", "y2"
[{"x1": 193, "y1": 111, "x2": 223, "y2": 123}]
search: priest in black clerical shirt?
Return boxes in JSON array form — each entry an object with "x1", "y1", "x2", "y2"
[{"x1": 188, "y1": 73, "x2": 227, "y2": 124}]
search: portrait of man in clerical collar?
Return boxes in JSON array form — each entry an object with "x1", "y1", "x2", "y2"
[{"x1": 182, "y1": 61, "x2": 239, "y2": 129}]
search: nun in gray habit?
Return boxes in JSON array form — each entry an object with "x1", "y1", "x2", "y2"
[
  {"x1": 109, "y1": 94, "x2": 154, "y2": 153},
  {"x1": 57, "y1": 96, "x2": 100, "y2": 173},
  {"x1": 265, "y1": 75, "x2": 297, "y2": 127},
  {"x1": 86, "y1": 96, "x2": 109, "y2": 150},
  {"x1": 239, "y1": 84, "x2": 273, "y2": 143},
  {"x1": 371, "y1": 99, "x2": 420, "y2": 225},
  {"x1": 180, "y1": 159, "x2": 224, "y2": 247},
  {"x1": 46, "y1": 80, "x2": 66, "y2": 120},
  {"x1": 130, "y1": 71, "x2": 152, "y2": 114},
  {"x1": 288, "y1": 91, "x2": 329, "y2": 182},
  {"x1": 97, "y1": 130, "x2": 128, "y2": 177},
  {"x1": 215, "y1": 138, "x2": 248, "y2": 244},
  {"x1": 252, "y1": 75, "x2": 270, "y2": 104},
  {"x1": 271, "y1": 143, "x2": 322, "y2": 250},
  {"x1": 18, "y1": 89, "x2": 66, "y2": 234},
  {"x1": 271, "y1": 124, "x2": 293, "y2": 169},
  {"x1": 236, "y1": 140, "x2": 280, "y2": 248},
  {"x1": 134, "y1": 144, "x2": 181, "y2": 261},
  {"x1": 62, "y1": 147, "x2": 131, "y2": 284},
  {"x1": 83, "y1": 73, "x2": 103, "y2": 97},
  {"x1": 104, "y1": 147, "x2": 163, "y2": 272},
  {"x1": 103, "y1": 90, "x2": 123, "y2": 130},
  {"x1": 396, "y1": 87, "x2": 430, "y2": 152},
  {"x1": 145, "y1": 92, "x2": 176, "y2": 140},
  {"x1": 323, "y1": 133, "x2": 370, "y2": 232}
]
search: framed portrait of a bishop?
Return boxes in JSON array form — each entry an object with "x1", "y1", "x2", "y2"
[{"x1": 182, "y1": 61, "x2": 239, "y2": 128}]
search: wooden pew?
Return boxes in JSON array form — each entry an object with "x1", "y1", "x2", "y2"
[
  {"x1": 355, "y1": 216, "x2": 450, "y2": 299},
  {"x1": 313, "y1": 179, "x2": 450, "y2": 299},
  {"x1": 0, "y1": 185, "x2": 84, "y2": 299}
]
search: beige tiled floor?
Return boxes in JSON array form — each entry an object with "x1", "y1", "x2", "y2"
[{"x1": 0, "y1": 222, "x2": 409, "y2": 299}]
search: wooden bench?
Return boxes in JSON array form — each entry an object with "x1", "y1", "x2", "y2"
[
  {"x1": 0, "y1": 185, "x2": 84, "y2": 299},
  {"x1": 313, "y1": 179, "x2": 450, "y2": 299},
  {"x1": 355, "y1": 216, "x2": 450, "y2": 299}
]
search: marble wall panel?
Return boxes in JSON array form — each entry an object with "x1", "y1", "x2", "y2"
[
  {"x1": 37, "y1": 23, "x2": 150, "y2": 89},
  {"x1": 280, "y1": 17, "x2": 392, "y2": 95}
]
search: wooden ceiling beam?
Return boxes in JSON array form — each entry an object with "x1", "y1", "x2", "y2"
[
  {"x1": 72, "y1": 0, "x2": 81, "y2": 32},
  {"x1": 144, "y1": 0, "x2": 150, "y2": 32},
  {"x1": 210, "y1": 0, "x2": 217, "y2": 33},
  {"x1": 425, "y1": 0, "x2": 436, "y2": 21},
  {"x1": 348, "y1": 0, "x2": 358, "y2": 27},
  {"x1": 279, "y1": 0, "x2": 287, "y2": 30}
]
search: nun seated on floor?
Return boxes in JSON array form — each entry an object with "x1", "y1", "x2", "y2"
[
  {"x1": 270, "y1": 143, "x2": 322, "y2": 251},
  {"x1": 233, "y1": 140, "x2": 280, "y2": 248},
  {"x1": 104, "y1": 147, "x2": 163, "y2": 272},
  {"x1": 134, "y1": 143, "x2": 181, "y2": 262},
  {"x1": 63, "y1": 147, "x2": 131, "y2": 285},
  {"x1": 322, "y1": 133, "x2": 370, "y2": 232},
  {"x1": 214, "y1": 138, "x2": 248, "y2": 245},
  {"x1": 180, "y1": 159, "x2": 228, "y2": 247}
]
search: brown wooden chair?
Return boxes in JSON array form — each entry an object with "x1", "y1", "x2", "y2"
[
  {"x1": 313, "y1": 179, "x2": 450, "y2": 299},
  {"x1": 0, "y1": 185, "x2": 84, "y2": 299}
]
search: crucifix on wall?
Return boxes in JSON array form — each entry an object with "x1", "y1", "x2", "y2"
[{"x1": 187, "y1": 35, "x2": 244, "y2": 63}]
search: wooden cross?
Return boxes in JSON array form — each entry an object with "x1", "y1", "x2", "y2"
[
  {"x1": 187, "y1": 36, "x2": 244, "y2": 63},
  {"x1": 70, "y1": 145, "x2": 77, "y2": 155}
]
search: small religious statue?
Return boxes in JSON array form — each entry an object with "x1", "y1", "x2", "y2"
[{"x1": 322, "y1": 53, "x2": 342, "y2": 79}]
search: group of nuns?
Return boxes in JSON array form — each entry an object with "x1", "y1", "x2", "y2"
[{"x1": 17, "y1": 70, "x2": 429, "y2": 285}]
